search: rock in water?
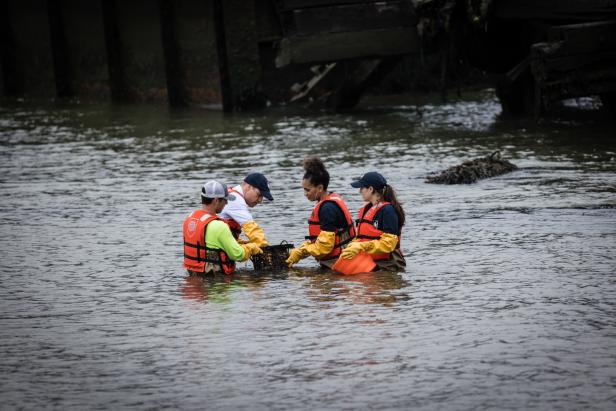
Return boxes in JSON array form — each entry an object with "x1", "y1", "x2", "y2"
[{"x1": 426, "y1": 152, "x2": 518, "y2": 184}]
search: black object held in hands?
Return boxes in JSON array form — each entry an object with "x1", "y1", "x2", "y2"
[{"x1": 251, "y1": 242, "x2": 294, "y2": 270}]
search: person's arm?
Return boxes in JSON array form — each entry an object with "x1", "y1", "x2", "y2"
[
  {"x1": 306, "y1": 202, "x2": 341, "y2": 257},
  {"x1": 205, "y1": 220, "x2": 261, "y2": 262},
  {"x1": 223, "y1": 200, "x2": 268, "y2": 246},
  {"x1": 223, "y1": 205, "x2": 253, "y2": 226},
  {"x1": 379, "y1": 206, "x2": 400, "y2": 235},
  {"x1": 217, "y1": 223, "x2": 247, "y2": 261},
  {"x1": 206, "y1": 220, "x2": 246, "y2": 260},
  {"x1": 340, "y1": 206, "x2": 399, "y2": 259},
  {"x1": 287, "y1": 202, "x2": 345, "y2": 266},
  {"x1": 242, "y1": 220, "x2": 269, "y2": 247}
]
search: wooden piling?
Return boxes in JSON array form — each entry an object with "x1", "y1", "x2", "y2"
[
  {"x1": 5, "y1": 0, "x2": 56, "y2": 98},
  {"x1": 172, "y1": 0, "x2": 224, "y2": 106},
  {"x1": 47, "y1": 0, "x2": 72, "y2": 98},
  {"x1": 213, "y1": 0, "x2": 233, "y2": 112},
  {"x1": 0, "y1": 0, "x2": 20, "y2": 96},
  {"x1": 101, "y1": 0, "x2": 127, "y2": 102},
  {"x1": 159, "y1": 0, "x2": 187, "y2": 107},
  {"x1": 57, "y1": 0, "x2": 110, "y2": 100}
]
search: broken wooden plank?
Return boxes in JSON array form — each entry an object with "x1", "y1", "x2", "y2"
[{"x1": 547, "y1": 20, "x2": 616, "y2": 55}]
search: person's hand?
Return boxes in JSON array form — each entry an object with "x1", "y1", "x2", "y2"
[
  {"x1": 242, "y1": 220, "x2": 269, "y2": 247},
  {"x1": 240, "y1": 242, "x2": 262, "y2": 261},
  {"x1": 285, "y1": 241, "x2": 310, "y2": 267},
  {"x1": 246, "y1": 242, "x2": 263, "y2": 255},
  {"x1": 340, "y1": 241, "x2": 368, "y2": 260}
]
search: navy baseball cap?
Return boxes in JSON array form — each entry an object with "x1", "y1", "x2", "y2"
[
  {"x1": 244, "y1": 172, "x2": 273, "y2": 201},
  {"x1": 351, "y1": 172, "x2": 387, "y2": 189}
]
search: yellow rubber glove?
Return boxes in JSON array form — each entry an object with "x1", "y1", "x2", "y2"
[
  {"x1": 341, "y1": 233, "x2": 399, "y2": 260},
  {"x1": 285, "y1": 241, "x2": 311, "y2": 267},
  {"x1": 364, "y1": 233, "x2": 399, "y2": 254},
  {"x1": 303, "y1": 231, "x2": 336, "y2": 259},
  {"x1": 340, "y1": 240, "x2": 370, "y2": 260},
  {"x1": 242, "y1": 220, "x2": 269, "y2": 247},
  {"x1": 239, "y1": 242, "x2": 263, "y2": 261}
]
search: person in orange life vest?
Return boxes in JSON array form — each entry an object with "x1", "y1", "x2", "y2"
[
  {"x1": 183, "y1": 180, "x2": 263, "y2": 275},
  {"x1": 218, "y1": 172, "x2": 272, "y2": 247},
  {"x1": 340, "y1": 171, "x2": 406, "y2": 271},
  {"x1": 286, "y1": 157, "x2": 355, "y2": 269}
]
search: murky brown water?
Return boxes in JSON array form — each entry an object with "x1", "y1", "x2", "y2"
[{"x1": 1, "y1": 91, "x2": 615, "y2": 410}]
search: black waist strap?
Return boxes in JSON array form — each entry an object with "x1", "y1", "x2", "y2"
[
  {"x1": 357, "y1": 234, "x2": 380, "y2": 240},
  {"x1": 183, "y1": 253, "x2": 225, "y2": 264},
  {"x1": 184, "y1": 242, "x2": 234, "y2": 267},
  {"x1": 305, "y1": 225, "x2": 355, "y2": 249}
]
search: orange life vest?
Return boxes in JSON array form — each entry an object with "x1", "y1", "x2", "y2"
[
  {"x1": 306, "y1": 193, "x2": 356, "y2": 260},
  {"x1": 183, "y1": 209, "x2": 236, "y2": 275},
  {"x1": 221, "y1": 188, "x2": 243, "y2": 239},
  {"x1": 355, "y1": 202, "x2": 401, "y2": 261}
]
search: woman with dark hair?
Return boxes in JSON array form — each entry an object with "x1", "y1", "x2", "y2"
[
  {"x1": 341, "y1": 171, "x2": 406, "y2": 271},
  {"x1": 286, "y1": 157, "x2": 355, "y2": 269}
]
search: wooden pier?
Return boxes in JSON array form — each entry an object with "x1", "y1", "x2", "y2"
[{"x1": 1, "y1": 0, "x2": 615, "y2": 115}]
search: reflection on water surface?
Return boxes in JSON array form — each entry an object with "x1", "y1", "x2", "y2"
[{"x1": 0, "y1": 92, "x2": 615, "y2": 410}]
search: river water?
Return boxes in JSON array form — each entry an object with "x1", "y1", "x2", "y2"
[{"x1": 1, "y1": 91, "x2": 615, "y2": 410}]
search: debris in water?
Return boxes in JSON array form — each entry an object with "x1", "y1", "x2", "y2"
[{"x1": 425, "y1": 151, "x2": 518, "y2": 184}]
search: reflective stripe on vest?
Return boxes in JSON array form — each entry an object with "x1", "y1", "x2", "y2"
[
  {"x1": 355, "y1": 202, "x2": 401, "y2": 261},
  {"x1": 182, "y1": 209, "x2": 236, "y2": 274},
  {"x1": 306, "y1": 193, "x2": 356, "y2": 260}
]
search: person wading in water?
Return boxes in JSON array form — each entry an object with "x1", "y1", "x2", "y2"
[
  {"x1": 183, "y1": 180, "x2": 263, "y2": 275},
  {"x1": 286, "y1": 157, "x2": 355, "y2": 269},
  {"x1": 340, "y1": 172, "x2": 406, "y2": 271},
  {"x1": 219, "y1": 172, "x2": 272, "y2": 248}
]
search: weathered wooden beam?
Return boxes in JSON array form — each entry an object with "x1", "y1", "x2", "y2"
[
  {"x1": 282, "y1": 1, "x2": 415, "y2": 37},
  {"x1": 494, "y1": 0, "x2": 616, "y2": 21},
  {"x1": 276, "y1": 28, "x2": 419, "y2": 66},
  {"x1": 548, "y1": 20, "x2": 616, "y2": 53},
  {"x1": 279, "y1": 0, "x2": 381, "y2": 11},
  {"x1": 530, "y1": 20, "x2": 616, "y2": 112}
]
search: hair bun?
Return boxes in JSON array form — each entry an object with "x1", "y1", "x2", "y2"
[{"x1": 303, "y1": 156, "x2": 326, "y2": 174}]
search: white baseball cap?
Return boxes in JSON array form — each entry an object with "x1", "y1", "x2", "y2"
[{"x1": 201, "y1": 180, "x2": 236, "y2": 200}]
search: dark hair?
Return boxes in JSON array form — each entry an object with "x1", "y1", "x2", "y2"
[
  {"x1": 201, "y1": 197, "x2": 214, "y2": 205},
  {"x1": 376, "y1": 184, "x2": 405, "y2": 227},
  {"x1": 303, "y1": 156, "x2": 329, "y2": 190}
]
